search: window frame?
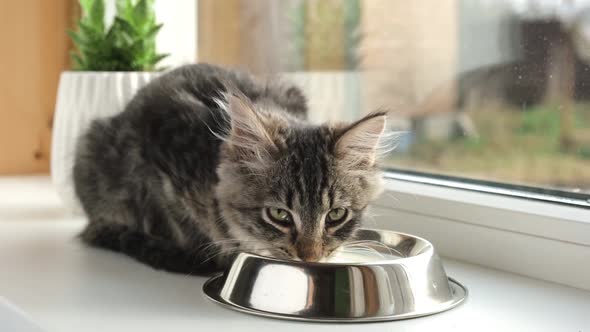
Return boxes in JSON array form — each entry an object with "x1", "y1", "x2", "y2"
[
  {"x1": 371, "y1": 170, "x2": 590, "y2": 290},
  {"x1": 385, "y1": 168, "x2": 590, "y2": 208}
]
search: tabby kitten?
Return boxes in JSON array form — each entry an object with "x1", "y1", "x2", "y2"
[{"x1": 73, "y1": 63, "x2": 389, "y2": 275}]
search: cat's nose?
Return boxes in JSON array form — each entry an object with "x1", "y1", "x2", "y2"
[{"x1": 295, "y1": 239, "x2": 322, "y2": 262}]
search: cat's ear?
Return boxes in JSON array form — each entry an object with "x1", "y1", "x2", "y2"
[
  {"x1": 224, "y1": 94, "x2": 277, "y2": 160},
  {"x1": 335, "y1": 112, "x2": 389, "y2": 168}
]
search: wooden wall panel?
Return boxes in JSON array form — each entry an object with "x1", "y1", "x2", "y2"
[
  {"x1": 0, "y1": 1, "x2": 74, "y2": 174},
  {"x1": 197, "y1": 0, "x2": 241, "y2": 67},
  {"x1": 359, "y1": 0, "x2": 458, "y2": 117}
]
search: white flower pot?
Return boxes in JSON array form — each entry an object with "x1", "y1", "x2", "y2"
[
  {"x1": 284, "y1": 71, "x2": 361, "y2": 124},
  {"x1": 51, "y1": 71, "x2": 159, "y2": 214}
]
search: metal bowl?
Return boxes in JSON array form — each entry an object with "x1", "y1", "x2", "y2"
[{"x1": 203, "y1": 228, "x2": 466, "y2": 322}]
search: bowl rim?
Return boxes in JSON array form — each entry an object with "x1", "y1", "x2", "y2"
[
  {"x1": 203, "y1": 274, "x2": 468, "y2": 323},
  {"x1": 231, "y1": 228, "x2": 436, "y2": 268}
]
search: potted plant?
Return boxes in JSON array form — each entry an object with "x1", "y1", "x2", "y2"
[{"x1": 51, "y1": 0, "x2": 167, "y2": 213}]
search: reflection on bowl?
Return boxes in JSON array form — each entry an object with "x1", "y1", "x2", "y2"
[{"x1": 203, "y1": 228, "x2": 467, "y2": 322}]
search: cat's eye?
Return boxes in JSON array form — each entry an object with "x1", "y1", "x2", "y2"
[
  {"x1": 326, "y1": 208, "x2": 348, "y2": 223},
  {"x1": 265, "y1": 207, "x2": 293, "y2": 226}
]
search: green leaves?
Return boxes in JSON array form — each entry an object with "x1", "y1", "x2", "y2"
[
  {"x1": 69, "y1": 0, "x2": 167, "y2": 71},
  {"x1": 79, "y1": 0, "x2": 104, "y2": 32}
]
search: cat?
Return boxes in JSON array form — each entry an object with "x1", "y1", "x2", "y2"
[{"x1": 73, "y1": 63, "x2": 389, "y2": 275}]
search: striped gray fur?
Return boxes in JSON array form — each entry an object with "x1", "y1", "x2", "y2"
[{"x1": 73, "y1": 63, "x2": 388, "y2": 274}]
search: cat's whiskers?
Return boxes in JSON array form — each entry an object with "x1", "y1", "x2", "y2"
[
  {"x1": 338, "y1": 244, "x2": 387, "y2": 259},
  {"x1": 340, "y1": 239, "x2": 399, "y2": 257},
  {"x1": 197, "y1": 238, "x2": 268, "y2": 253},
  {"x1": 382, "y1": 192, "x2": 400, "y2": 204},
  {"x1": 198, "y1": 237, "x2": 271, "y2": 255},
  {"x1": 362, "y1": 212, "x2": 380, "y2": 227},
  {"x1": 199, "y1": 246, "x2": 239, "y2": 265},
  {"x1": 199, "y1": 245, "x2": 283, "y2": 265}
]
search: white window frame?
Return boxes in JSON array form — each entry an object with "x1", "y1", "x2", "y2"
[{"x1": 369, "y1": 171, "x2": 590, "y2": 291}]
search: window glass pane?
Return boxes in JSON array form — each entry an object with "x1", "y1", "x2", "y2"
[{"x1": 198, "y1": 0, "x2": 590, "y2": 195}]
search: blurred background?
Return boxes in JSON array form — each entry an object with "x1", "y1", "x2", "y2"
[{"x1": 1, "y1": 0, "x2": 589, "y2": 195}]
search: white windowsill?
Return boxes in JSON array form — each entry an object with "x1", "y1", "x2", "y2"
[
  {"x1": 0, "y1": 176, "x2": 589, "y2": 332},
  {"x1": 374, "y1": 175, "x2": 590, "y2": 290}
]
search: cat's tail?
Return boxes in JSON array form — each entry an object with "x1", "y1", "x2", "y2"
[{"x1": 79, "y1": 223, "x2": 222, "y2": 276}]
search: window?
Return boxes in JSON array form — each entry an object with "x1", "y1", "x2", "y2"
[
  {"x1": 198, "y1": 0, "x2": 590, "y2": 206},
  {"x1": 197, "y1": 1, "x2": 590, "y2": 287}
]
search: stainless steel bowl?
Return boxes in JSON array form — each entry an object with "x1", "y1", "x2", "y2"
[{"x1": 203, "y1": 228, "x2": 466, "y2": 322}]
